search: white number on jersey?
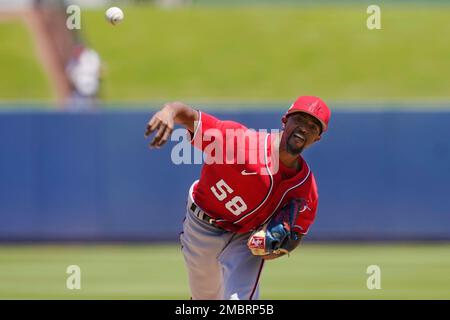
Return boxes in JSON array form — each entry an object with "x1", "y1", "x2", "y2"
[
  {"x1": 225, "y1": 196, "x2": 248, "y2": 216},
  {"x1": 210, "y1": 179, "x2": 234, "y2": 201},
  {"x1": 210, "y1": 179, "x2": 248, "y2": 216}
]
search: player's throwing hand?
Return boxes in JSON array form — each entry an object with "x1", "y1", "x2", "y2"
[
  {"x1": 144, "y1": 105, "x2": 175, "y2": 148},
  {"x1": 145, "y1": 102, "x2": 199, "y2": 149}
]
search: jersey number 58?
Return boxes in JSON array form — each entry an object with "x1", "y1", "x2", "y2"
[{"x1": 210, "y1": 179, "x2": 247, "y2": 216}]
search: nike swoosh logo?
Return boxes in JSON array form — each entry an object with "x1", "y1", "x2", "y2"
[{"x1": 241, "y1": 170, "x2": 257, "y2": 176}]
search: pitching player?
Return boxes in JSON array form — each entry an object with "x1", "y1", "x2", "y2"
[{"x1": 145, "y1": 96, "x2": 331, "y2": 300}]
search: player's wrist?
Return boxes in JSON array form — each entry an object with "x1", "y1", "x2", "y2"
[{"x1": 162, "y1": 103, "x2": 177, "y2": 118}]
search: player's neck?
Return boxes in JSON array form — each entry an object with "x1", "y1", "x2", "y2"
[
  {"x1": 279, "y1": 153, "x2": 301, "y2": 171},
  {"x1": 274, "y1": 132, "x2": 301, "y2": 171}
]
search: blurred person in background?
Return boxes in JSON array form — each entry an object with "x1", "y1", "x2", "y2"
[
  {"x1": 30, "y1": 0, "x2": 101, "y2": 109},
  {"x1": 65, "y1": 43, "x2": 101, "y2": 110}
]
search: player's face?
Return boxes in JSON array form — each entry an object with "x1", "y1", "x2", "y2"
[{"x1": 283, "y1": 113, "x2": 322, "y2": 155}]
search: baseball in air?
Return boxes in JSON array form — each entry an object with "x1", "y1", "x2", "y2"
[{"x1": 105, "y1": 7, "x2": 124, "y2": 25}]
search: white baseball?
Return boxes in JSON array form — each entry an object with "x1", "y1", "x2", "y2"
[{"x1": 105, "y1": 7, "x2": 124, "y2": 25}]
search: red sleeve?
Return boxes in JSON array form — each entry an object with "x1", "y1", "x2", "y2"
[
  {"x1": 188, "y1": 111, "x2": 248, "y2": 153},
  {"x1": 292, "y1": 176, "x2": 319, "y2": 236}
]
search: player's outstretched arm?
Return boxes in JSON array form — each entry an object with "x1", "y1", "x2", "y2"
[{"x1": 144, "y1": 101, "x2": 199, "y2": 148}]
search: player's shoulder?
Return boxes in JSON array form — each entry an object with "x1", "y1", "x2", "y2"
[
  {"x1": 303, "y1": 158, "x2": 317, "y2": 182},
  {"x1": 298, "y1": 156, "x2": 319, "y2": 196},
  {"x1": 306, "y1": 165, "x2": 319, "y2": 200}
]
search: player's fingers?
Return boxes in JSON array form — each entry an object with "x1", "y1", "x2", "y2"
[
  {"x1": 150, "y1": 126, "x2": 167, "y2": 148},
  {"x1": 144, "y1": 116, "x2": 160, "y2": 138},
  {"x1": 156, "y1": 126, "x2": 173, "y2": 147},
  {"x1": 144, "y1": 118, "x2": 156, "y2": 137},
  {"x1": 155, "y1": 118, "x2": 174, "y2": 147},
  {"x1": 150, "y1": 123, "x2": 168, "y2": 148}
]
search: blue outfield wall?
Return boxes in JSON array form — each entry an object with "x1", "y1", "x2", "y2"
[{"x1": 0, "y1": 108, "x2": 449, "y2": 241}]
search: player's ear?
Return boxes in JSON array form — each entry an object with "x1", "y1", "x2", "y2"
[
  {"x1": 313, "y1": 135, "x2": 321, "y2": 143},
  {"x1": 281, "y1": 116, "x2": 287, "y2": 129}
]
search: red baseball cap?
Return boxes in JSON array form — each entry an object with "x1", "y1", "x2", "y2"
[{"x1": 284, "y1": 96, "x2": 331, "y2": 133}]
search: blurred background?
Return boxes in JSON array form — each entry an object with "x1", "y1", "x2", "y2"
[{"x1": 0, "y1": 0, "x2": 449, "y2": 299}]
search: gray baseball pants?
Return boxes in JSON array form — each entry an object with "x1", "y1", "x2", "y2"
[{"x1": 179, "y1": 191, "x2": 265, "y2": 300}]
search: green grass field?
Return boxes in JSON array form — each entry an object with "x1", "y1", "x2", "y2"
[
  {"x1": 82, "y1": 5, "x2": 450, "y2": 101},
  {"x1": 1, "y1": 5, "x2": 450, "y2": 102},
  {"x1": 0, "y1": 20, "x2": 52, "y2": 100},
  {"x1": 0, "y1": 243, "x2": 449, "y2": 299}
]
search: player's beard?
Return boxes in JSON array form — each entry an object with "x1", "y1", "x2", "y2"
[{"x1": 286, "y1": 133, "x2": 305, "y2": 155}]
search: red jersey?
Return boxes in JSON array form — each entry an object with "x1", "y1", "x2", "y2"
[{"x1": 188, "y1": 111, "x2": 318, "y2": 235}]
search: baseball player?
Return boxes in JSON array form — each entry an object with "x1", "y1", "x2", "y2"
[{"x1": 145, "y1": 96, "x2": 331, "y2": 300}]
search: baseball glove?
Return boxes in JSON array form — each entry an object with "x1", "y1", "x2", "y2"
[{"x1": 247, "y1": 199, "x2": 301, "y2": 256}]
